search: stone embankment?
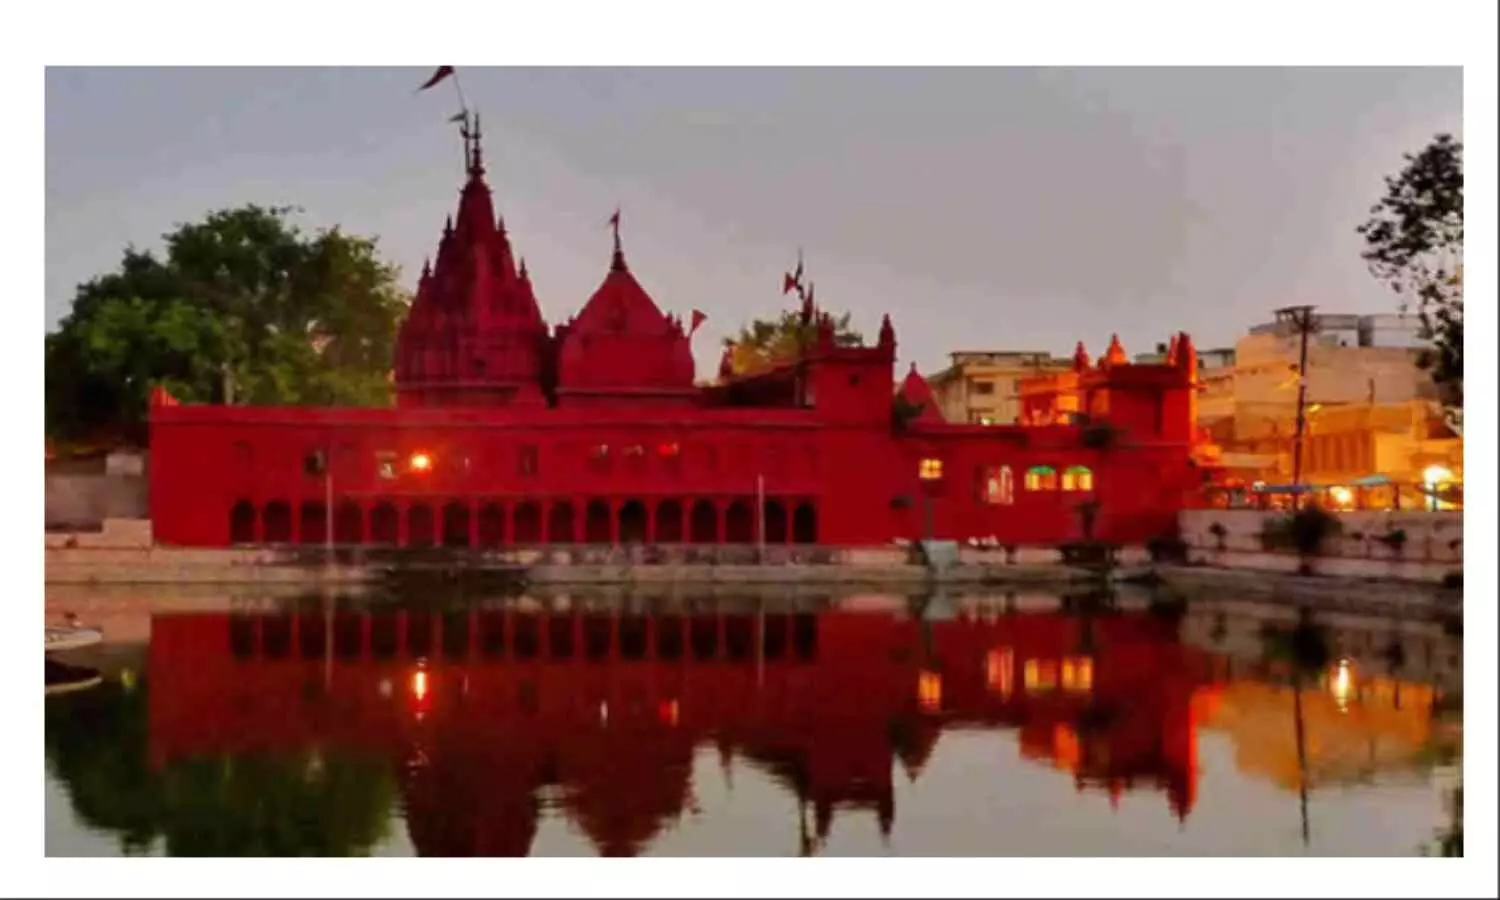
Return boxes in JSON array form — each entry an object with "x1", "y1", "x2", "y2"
[{"x1": 45, "y1": 517, "x2": 1464, "y2": 616}]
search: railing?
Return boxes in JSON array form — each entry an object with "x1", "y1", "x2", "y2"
[{"x1": 1191, "y1": 481, "x2": 1463, "y2": 512}]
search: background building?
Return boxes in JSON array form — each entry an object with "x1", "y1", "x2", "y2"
[{"x1": 926, "y1": 351, "x2": 1074, "y2": 425}]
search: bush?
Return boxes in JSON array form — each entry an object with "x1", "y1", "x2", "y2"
[
  {"x1": 1146, "y1": 535, "x2": 1190, "y2": 564},
  {"x1": 1260, "y1": 505, "x2": 1341, "y2": 557},
  {"x1": 1208, "y1": 521, "x2": 1228, "y2": 548},
  {"x1": 1376, "y1": 528, "x2": 1409, "y2": 555},
  {"x1": 1060, "y1": 541, "x2": 1118, "y2": 568}
]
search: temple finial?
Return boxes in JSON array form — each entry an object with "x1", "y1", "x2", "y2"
[
  {"x1": 468, "y1": 111, "x2": 485, "y2": 175},
  {"x1": 608, "y1": 206, "x2": 625, "y2": 272}
]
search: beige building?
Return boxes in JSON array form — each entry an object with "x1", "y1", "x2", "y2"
[
  {"x1": 926, "y1": 351, "x2": 1074, "y2": 425},
  {"x1": 1207, "y1": 312, "x2": 1460, "y2": 498}
]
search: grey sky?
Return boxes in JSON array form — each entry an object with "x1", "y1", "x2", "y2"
[{"x1": 45, "y1": 67, "x2": 1461, "y2": 376}]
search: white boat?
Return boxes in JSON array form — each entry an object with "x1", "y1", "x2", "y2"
[{"x1": 45, "y1": 624, "x2": 104, "y2": 653}]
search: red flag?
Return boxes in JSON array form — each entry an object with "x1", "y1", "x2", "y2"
[
  {"x1": 419, "y1": 66, "x2": 455, "y2": 91},
  {"x1": 608, "y1": 208, "x2": 621, "y2": 229},
  {"x1": 689, "y1": 309, "x2": 707, "y2": 334},
  {"x1": 447, "y1": 111, "x2": 467, "y2": 123}
]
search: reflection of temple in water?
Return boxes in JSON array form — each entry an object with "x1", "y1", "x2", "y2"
[{"x1": 146, "y1": 604, "x2": 1221, "y2": 856}]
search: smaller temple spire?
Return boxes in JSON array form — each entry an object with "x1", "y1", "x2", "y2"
[
  {"x1": 420, "y1": 257, "x2": 432, "y2": 282},
  {"x1": 1102, "y1": 333, "x2": 1127, "y2": 367},
  {"x1": 518, "y1": 256, "x2": 529, "y2": 281},
  {"x1": 1072, "y1": 340, "x2": 1091, "y2": 372},
  {"x1": 878, "y1": 313, "x2": 895, "y2": 349},
  {"x1": 443, "y1": 214, "x2": 454, "y2": 237}
]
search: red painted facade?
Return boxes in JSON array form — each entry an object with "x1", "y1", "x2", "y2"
[
  {"x1": 148, "y1": 126, "x2": 1205, "y2": 548},
  {"x1": 145, "y1": 606, "x2": 1221, "y2": 855}
]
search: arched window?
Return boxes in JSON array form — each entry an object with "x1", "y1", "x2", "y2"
[
  {"x1": 1062, "y1": 465, "x2": 1095, "y2": 492},
  {"x1": 1024, "y1": 466, "x2": 1058, "y2": 491}
]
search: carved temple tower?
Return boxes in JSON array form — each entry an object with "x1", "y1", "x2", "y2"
[{"x1": 394, "y1": 116, "x2": 550, "y2": 408}]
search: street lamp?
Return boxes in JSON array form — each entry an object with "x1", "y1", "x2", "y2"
[{"x1": 918, "y1": 457, "x2": 944, "y2": 545}]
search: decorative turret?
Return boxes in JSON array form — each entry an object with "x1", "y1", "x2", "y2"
[
  {"x1": 1072, "y1": 341, "x2": 1091, "y2": 372},
  {"x1": 896, "y1": 363, "x2": 944, "y2": 424},
  {"x1": 877, "y1": 314, "x2": 895, "y2": 351},
  {"x1": 718, "y1": 344, "x2": 735, "y2": 380},
  {"x1": 1101, "y1": 334, "x2": 1128, "y2": 368},
  {"x1": 1174, "y1": 331, "x2": 1198, "y2": 381}
]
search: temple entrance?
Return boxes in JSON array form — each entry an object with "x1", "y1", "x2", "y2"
[
  {"x1": 619, "y1": 500, "x2": 648, "y2": 543},
  {"x1": 477, "y1": 502, "x2": 505, "y2": 547},
  {"x1": 262, "y1": 501, "x2": 292, "y2": 543},
  {"x1": 584, "y1": 500, "x2": 611, "y2": 544},
  {"x1": 547, "y1": 501, "x2": 577, "y2": 544},
  {"x1": 334, "y1": 500, "x2": 363, "y2": 544},
  {"x1": 792, "y1": 501, "x2": 818, "y2": 544},
  {"x1": 763, "y1": 499, "x2": 788, "y2": 544},
  {"x1": 370, "y1": 502, "x2": 398, "y2": 545},
  {"x1": 407, "y1": 504, "x2": 435, "y2": 547},
  {"x1": 442, "y1": 501, "x2": 471, "y2": 547},
  {"x1": 655, "y1": 499, "x2": 684, "y2": 543},
  {"x1": 513, "y1": 502, "x2": 542, "y2": 543},
  {"x1": 689, "y1": 499, "x2": 717, "y2": 544},
  {"x1": 725, "y1": 500, "x2": 753, "y2": 543},
  {"x1": 229, "y1": 500, "x2": 255, "y2": 544}
]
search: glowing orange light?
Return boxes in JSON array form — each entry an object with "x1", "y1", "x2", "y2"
[
  {"x1": 918, "y1": 670, "x2": 943, "y2": 711},
  {"x1": 412, "y1": 670, "x2": 429, "y2": 701},
  {"x1": 409, "y1": 452, "x2": 433, "y2": 473},
  {"x1": 659, "y1": 699, "x2": 680, "y2": 726}
]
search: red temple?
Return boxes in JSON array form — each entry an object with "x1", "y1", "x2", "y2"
[
  {"x1": 148, "y1": 124, "x2": 1205, "y2": 549},
  {"x1": 145, "y1": 605, "x2": 1221, "y2": 856}
]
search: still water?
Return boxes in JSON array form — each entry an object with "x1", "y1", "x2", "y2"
[{"x1": 45, "y1": 589, "x2": 1463, "y2": 857}]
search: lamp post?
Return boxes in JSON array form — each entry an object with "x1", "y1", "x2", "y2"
[
  {"x1": 1276, "y1": 305, "x2": 1318, "y2": 510},
  {"x1": 917, "y1": 459, "x2": 943, "y2": 546}
]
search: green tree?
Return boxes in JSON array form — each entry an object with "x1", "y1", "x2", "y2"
[
  {"x1": 1357, "y1": 134, "x2": 1463, "y2": 434},
  {"x1": 45, "y1": 206, "x2": 408, "y2": 443},
  {"x1": 724, "y1": 309, "x2": 863, "y2": 376}
]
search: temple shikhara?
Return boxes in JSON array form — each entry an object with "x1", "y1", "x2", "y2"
[{"x1": 148, "y1": 120, "x2": 1208, "y2": 549}]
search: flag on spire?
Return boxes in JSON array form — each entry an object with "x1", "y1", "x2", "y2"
[
  {"x1": 783, "y1": 250, "x2": 806, "y2": 296},
  {"x1": 419, "y1": 66, "x2": 456, "y2": 91},
  {"x1": 448, "y1": 111, "x2": 468, "y2": 124},
  {"x1": 608, "y1": 207, "x2": 621, "y2": 230},
  {"x1": 689, "y1": 309, "x2": 707, "y2": 335}
]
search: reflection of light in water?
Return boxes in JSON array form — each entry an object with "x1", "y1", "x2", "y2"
[
  {"x1": 659, "y1": 699, "x2": 679, "y2": 726},
  {"x1": 378, "y1": 678, "x2": 393, "y2": 698},
  {"x1": 599, "y1": 701, "x2": 609, "y2": 724},
  {"x1": 412, "y1": 670, "x2": 428, "y2": 702},
  {"x1": 1332, "y1": 659, "x2": 1355, "y2": 711}
]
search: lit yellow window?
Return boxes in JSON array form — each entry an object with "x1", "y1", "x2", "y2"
[
  {"x1": 986, "y1": 648, "x2": 1014, "y2": 698},
  {"x1": 1024, "y1": 659, "x2": 1058, "y2": 692},
  {"x1": 919, "y1": 458, "x2": 944, "y2": 480},
  {"x1": 1025, "y1": 466, "x2": 1058, "y2": 491},
  {"x1": 1062, "y1": 465, "x2": 1094, "y2": 492},
  {"x1": 1061, "y1": 656, "x2": 1094, "y2": 693},
  {"x1": 918, "y1": 670, "x2": 943, "y2": 711}
]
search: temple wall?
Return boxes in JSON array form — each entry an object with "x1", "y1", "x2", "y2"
[
  {"x1": 45, "y1": 473, "x2": 148, "y2": 530},
  {"x1": 1177, "y1": 509, "x2": 1463, "y2": 583}
]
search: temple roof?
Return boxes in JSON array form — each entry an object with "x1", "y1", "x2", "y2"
[
  {"x1": 571, "y1": 245, "x2": 675, "y2": 338},
  {"x1": 897, "y1": 364, "x2": 945, "y2": 422}
]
